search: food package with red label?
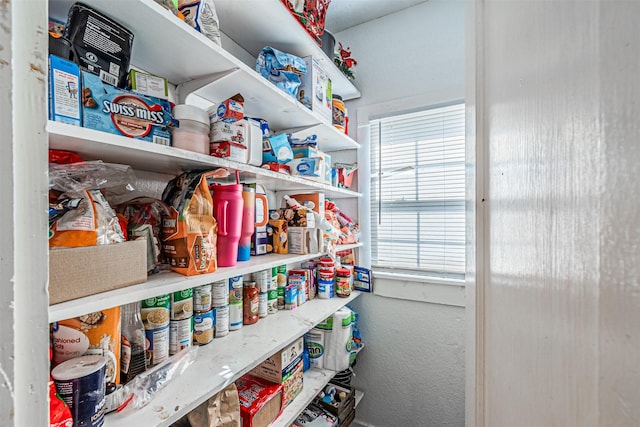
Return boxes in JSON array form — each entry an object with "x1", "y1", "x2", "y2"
[
  {"x1": 161, "y1": 169, "x2": 228, "y2": 276},
  {"x1": 235, "y1": 373, "x2": 283, "y2": 427}
]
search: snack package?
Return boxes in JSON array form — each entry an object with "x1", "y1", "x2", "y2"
[
  {"x1": 178, "y1": 0, "x2": 221, "y2": 45},
  {"x1": 51, "y1": 307, "x2": 122, "y2": 386},
  {"x1": 117, "y1": 197, "x2": 171, "y2": 273},
  {"x1": 49, "y1": 346, "x2": 73, "y2": 427},
  {"x1": 236, "y1": 374, "x2": 283, "y2": 427},
  {"x1": 161, "y1": 169, "x2": 228, "y2": 276},
  {"x1": 184, "y1": 383, "x2": 241, "y2": 427},
  {"x1": 256, "y1": 46, "x2": 307, "y2": 98}
]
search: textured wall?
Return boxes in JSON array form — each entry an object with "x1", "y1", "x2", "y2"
[{"x1": 333, "y1": 2, "x2": 467, "y2": 426}]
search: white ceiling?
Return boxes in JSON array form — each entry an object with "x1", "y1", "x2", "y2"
[{"x1": 324, "y1": 0, "x2": 430, "y2": 33}]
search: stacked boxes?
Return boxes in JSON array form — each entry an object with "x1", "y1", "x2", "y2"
[{"x1": 252, "y1": 337, "x2": 304, "y2": 408}]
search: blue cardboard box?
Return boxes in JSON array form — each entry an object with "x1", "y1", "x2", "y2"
[
  {"x1": 81, "y1": 71, "x2": 173, "y2": 145},
  {"x1": 48, "y1": 55, "x2": 82, "y2": 126}
]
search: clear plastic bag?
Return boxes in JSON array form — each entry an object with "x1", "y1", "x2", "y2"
[
  {"x1": 118, "y1": 346, "x2": 198, "y2": 411},
  {"x1": 49, "y1": 161, "x2": 137, "y2": 193}
]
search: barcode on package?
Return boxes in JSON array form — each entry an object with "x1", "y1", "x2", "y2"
[
  {"x1": 99, "y1": 69, "x2": 118, "y2": 86},
  {"x1": 153, "y1": 135, "x2": 170, "y2": 146}
]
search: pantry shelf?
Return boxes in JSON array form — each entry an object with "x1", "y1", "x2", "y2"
[
  {"x1": 214, "y1": 0, "x2": 361, "y2": 101},
  {"x1": 336, "y1": 243, "x2": 364, "y2": 251},
  {"x1": 49, "y1": 252, "x2": 325, "y2": 323},
  {"x1": 104, "y1": 292, "x2": 360, "y2": 427},
  {"x1": 270, "y1": 368, "x2": 336, "y2": 427},
  {"x1": 47, "y1": 121, "x2": 361, "y2": 199}
]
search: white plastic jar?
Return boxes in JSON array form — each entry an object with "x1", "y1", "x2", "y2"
[{"x1": 172, "y1": 104, "x2": 210, "y2": 154}]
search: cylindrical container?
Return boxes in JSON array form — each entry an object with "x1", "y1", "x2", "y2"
[
  {"x1": 335, "y1": 267, "x2": 352, "y2": 298},
  {"x1": 169, "y1": 317, "x2": 193, "y2": 354},
  {"x1": 213, "y1": 305, "x2": 229, "y2": 337},
  {"x1": 273, "y1": 265, "x2": 287, "y2": 310},
  {"x1": 237, "y1": 185, "x2": 255, "y2": 261},
  {"x1": 170, "y1": 288, "x2": 193, "y2": 320},
  {"x1": 212, "y1": 183, "x2": 244, "y2": 267},
  {"x1": 332, "y1": 94, "x2": 347, "y2": 133},
  {"x1": 229, "y1": 301, "x2": 243, "y2": 331},
  {"x1": 142, "y1": 295, "x2": 170, "y2": 366},
  {"x1": 211, "y1": 279, "x2": 229, "y2": 307},
  {"x1": 193, "y1": 284, "x2": 212, "y2": 313},
  {"x1": 120, "y1": 301, "x2": 147, "y2": 384},
  {"x1": 193, "y1": 310, "x2": 214, "y2": 345},
  {"x1": 267, "y1": 288, "x2": 278, "y2": 315},
  {"x1": 258, "y1": 292, "x2": 268, "y2": 318},
  {"x1": 51, "y1": 355, "x2": 107, "y2": 427},
  {"x1": 317, "y1": 269, "x2": 335, "y2": 299},
  {"x1": 253, "y1": 269, "x2": 271, "y2": 294},
  {"x1": 243, "y1": 281, "x2": 259, "y2": 325},
  {"x1": 228, "y1": 275, "x2": 243, "y2": 303},
  {"x1": 172, "y1": 104, "x2": 210, "y2": 154}
]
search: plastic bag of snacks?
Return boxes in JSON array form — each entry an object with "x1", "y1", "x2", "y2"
[
  {"x1": 256, "y1": 46, "x2": 307, "y2": 98},
  {"x1": 178, "y1": 0, "x2": 221, "y2": 45}
]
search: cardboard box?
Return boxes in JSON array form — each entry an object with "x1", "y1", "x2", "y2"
[
  {"x1": 289, "y1": 157, "x2": 324, "y2": 180},
  {"x1": 288, "y1": 227, "x2": 320, "y2": 255},
  {"x1": 289, "y1": 193, "x2": 325, "y2": 218},
  {"x1": 128, "y1": 70, "x2": 169, "y2": 99},
  {"x1": 49, "y1": 239, "x2": 147, "y2": 304},
  {"x1": 210, "y1": 121, "x2": 247, "y2": 145},
  {"x1": 297, "y1": 56, "x2": 332, "y2": 124},
  {"x1": 236, "y1": 373, "x2": 283, "y2": 427},
  {"x1": 81, "y1": 71, "x2": 173, "y2": 145},
  {"x1": 210, "y1": 141, "x2": 248, "y2": 163},
  {"x1": 292, "y1": 146, "x2": 320, "y2": 159},
  {"x1": 270, "y1": 207, "x2": 315, "y2": 228},
  {"x1": 261, "y1": 162, "x2": 291, "y2": 175},
  {"x1": 48, "y1": 55, "x2": 82, "y2": 126},
  {"x1": 252, "y1": 339, "x2": 305, "y2": 408},
  {"x1": 267, "y1": 219, "x2": 288, "y2": 254}
]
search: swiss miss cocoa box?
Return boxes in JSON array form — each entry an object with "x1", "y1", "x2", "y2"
[{"x1": 81, "y1": 71, "x2": 173, "y2": 145}]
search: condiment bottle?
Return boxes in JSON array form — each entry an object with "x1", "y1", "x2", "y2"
[
  {"x1": 335, "y1": 267, "x2": 352, "y2": 298},
  {"x1": 243, "y1": 281, "x2": 259, "y2": 325},
  {"x1": 120, "y1": 301, "x2": 147, "y2": 383}
]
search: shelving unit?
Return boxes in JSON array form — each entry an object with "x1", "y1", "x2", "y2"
[
  {"x1": 8, "y1": 0, "x2": 367, "y2": 425},
  {"x1": 106, "y1": 292, "x2": 360, "y2": 426},
  {"x1": 270, "y1": 368, "x2": 336, "y2": 427}
]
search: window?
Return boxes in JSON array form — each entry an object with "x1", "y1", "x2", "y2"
[{"x1": 370, "y1": 103, "x2": 465, "y2": 277}]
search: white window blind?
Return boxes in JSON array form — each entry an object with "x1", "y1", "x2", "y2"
[{"x1": 370, "y1": 103, "x2": 465, "y2": 277}]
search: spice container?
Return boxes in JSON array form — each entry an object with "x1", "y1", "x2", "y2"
[
  {"x1": 243, "y1": 281, "x2": 259, "y2": 325},
  {"x1": 335, "y1": 267, "x2": 352, "y2": 298},
  {"x1": 172, "y1": 104, "x2": 210, "y2": 154},
  {"x1": 332, "y1": 94, "x2": 347, "y2": 133}
]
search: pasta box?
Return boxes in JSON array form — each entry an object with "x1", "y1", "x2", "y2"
[
  {"x1": 49, "y1": 239, "x2": 147, "y2": 305},
  {"x1": 81, "y1": 71, "x2": 173, "y2": 145}
]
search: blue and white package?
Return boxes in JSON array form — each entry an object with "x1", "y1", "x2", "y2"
[
  {"x1": 263, "y1": 133, "x2": 294, "y2": 164},
  {"x1": 289, "y1": 157, "x2": 323, "y2": 178},
  {"x1": 256, "y1": 46, "x2": 307, "y2": 98},
  {"x1": 49, "y1": 55, "x2": 82, "y2": 126}
]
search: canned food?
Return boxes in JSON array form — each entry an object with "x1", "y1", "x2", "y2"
[
  {"x1": 142, "y1": 295, "x2": 170, "y2": 330},
  {"x1": 211, "y1": 279, "x2": 228, "y2": 307},
  {"x1": 258, "y1": 292, "x2": 268, "y2": 318},
  {"x1": 229, "y1": 275, "x2": 243, "y2": 303},
  {"x1": 145, "y1": 325, "x2": 169, "y2": 366},
  {"x1": 169, "y1": 317, "x2": 193, "y2": 354},
  {"x1": 229, "y1": 301, "x2": 243, "y2": 331},
  {"x1": 213, "y1": 305, "x2": 229, "y2": 338},
  {"x1": 193, "y1": 310, "x2": 214, "y2": 345},
  {"x1": 170, "y1": 288, "x2": 193, "y2": 320},
  {"x1": 267, "y1": 289, "x2": 278, "y2": 315},
  {"x1": 253, "y1": 270, "x2": 271, "y2": 293},
  {"x1": 193, "y1": 284, "x2": 212, "y2": 312}
]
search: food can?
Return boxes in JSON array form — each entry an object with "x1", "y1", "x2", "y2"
[
  {"x1": 213, "y1": 305, "x2": 229, "y2": 338},
  {"x1": 317, "y1": 270, "x2": 334, "y2": 299},
  {"x1": 193, "y1": 284, "x2": 212, "y2": 312},
  {"x1": 258, "y1": 292, "x2": 268, "y2": 318},
  {"x1": 229, "y1": 275, "x2": 243, "y2": 303},
  {"x1": 229, "y1": 300, "x2": 243, "y2": 331},
  {"x1": 169, "y1": 317, "x2": 193, "y2": 355},
  {"x1": 51, "y1": 354, "x2": 106, "y2": 427},
  {"x1": 170, "y1": 288, "x2": 193, "y2": 320},
  {"x1": 211, "y1": 279, "x2": 228, "y2": 307},
  {"x1": 253, "y1": 269, "x2": 271, "y2": 293},
  {"x1": 145, "y1": 324, "x2": 169, "y2": 366},
  {"x1": 267, "y1": 289, "x2": 278, "y2": 315},
  {"x1": 193, "y1": 310, "x2": 214, "y2": 345}
]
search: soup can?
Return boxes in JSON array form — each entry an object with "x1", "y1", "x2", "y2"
[
  {"x1": 193, "y1": 284, "x2": 212, "y2": 312},
  {"x1": 193, "y1": 310, "x2": 214, "y2": 345},
  {"x1": 145, "y1": 324, "x2": 169, "y2": 366},
  {"x1": 51, "y1": 354, "x2": 106, "y2": 427},
  {"x1": 267, "y1": 288, "x2": 278, "y2": 315},
  {"x1": 170, "y1": 317, "x2": 193, "y2": 355},
  {"x1": 170, "y1": 288, "x2": 193, "y2": 320},
  {"x1": 258, "y1": 292, "x2": 268, "y2": 318},
  {"x1": 211, "y1": 279, "x2": 228, "y2": 307},
  {"x1": 229, "y1": 300, "x2": 243, "y2": 331},
  {"x1": 213, "y1": 305, "x2": 229, "y2": 338},
  {"x1": 253, "y1": 269, "x2": 271, "y2": 293},
  {"x1": 229, "y1": 275, "x2": 243, "y2": 303}
]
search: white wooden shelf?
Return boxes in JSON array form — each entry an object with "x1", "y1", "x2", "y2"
[
  {"x1": 214, "y1": 0, "x2": 361, "y2": 101},
  {"x1": 336, "y1": 242, "x2": 363, "y2": 251},
  {"x1": 270, "y1": 368, "x2": 336, "y2": 427},
  {"x1": 105, "y1": 292, "x2": 361, "y2": 427},
  {"x1": 355, "y1": 390, "x2": 364, "y2": 408},
  {"x1": 47, "y1": 121, "x2": 361, "y2": 199}
]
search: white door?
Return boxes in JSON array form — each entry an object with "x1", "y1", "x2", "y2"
[{"x1": 468, "y1": 1, "x2": 640, "y2": 426}]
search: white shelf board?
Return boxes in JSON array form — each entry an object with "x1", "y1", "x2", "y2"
[
  {"x1": 336, "y1": 243, "x2": 363, "y2": 251},
  {"x1": 214, "y1": 0, "x2": 361, "y2": 100},
  {"x1": 285, "y1": 123, "x2": 360, "y2": 153},
  {"x1": 49, "y1": 252, "x2": 327, "y2": 322},
  {"x1": 49, "y1": 0, "x2": 241, "y2": 84},
  {"x1": 270, "y1": 368, "x2": 336, "y2": 427},
  {"x1": 47, "y1": 121, "x2": 361, "y2": 199},
  {"x1": 105, "y1": 292, "x2": 361, "y2": 427},
  {"x1": 355, "y1": 390, "x2": 364, "y2": 408}
]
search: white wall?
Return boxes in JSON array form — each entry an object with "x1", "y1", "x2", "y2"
[
  {"x1": 473, "y1": 0, "x2": 640, "y2": 425},
  {"x1": 333, "y1": 1, "x2": 466, "y2": 426}
]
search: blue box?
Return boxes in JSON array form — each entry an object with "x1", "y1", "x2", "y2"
[
  {"x1": 263, "y1": 133, "x2": 293, "y2": 164},
  {"x1": 48, "y1": 55, "x2": 82, "y2": 126},
  {"x1": 81, "y1": 71, "x2": 173, "y2": 145}
]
